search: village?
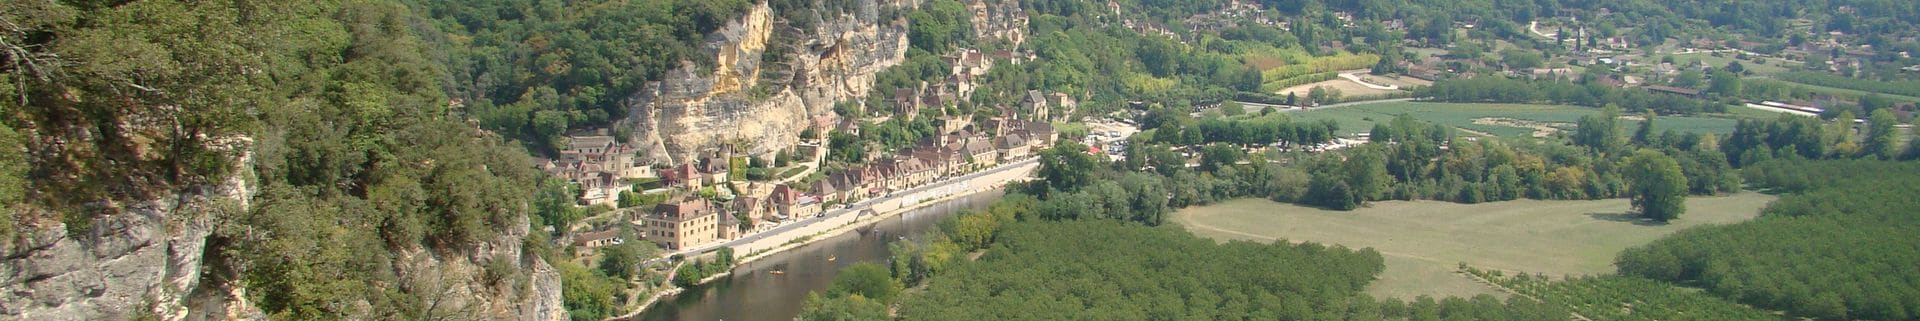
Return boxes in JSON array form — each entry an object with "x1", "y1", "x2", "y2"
[{"x1": 544, "y1": 46, "x2": 1071, "y2": 258}]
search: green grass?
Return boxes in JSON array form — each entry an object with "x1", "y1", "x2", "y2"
[
  {"x1": 1286, "y1": 102, "x2": 1741, "y2": 138},
  {"x1": 1169, "y1": 193, "x2": 1777, "y2": 300},
  {"x1": 1674, "y1": 53, "x2": 1790, "y2": 75},
  {"x1": 777, "y1": 165, "x2": 810, "y2": 180}
]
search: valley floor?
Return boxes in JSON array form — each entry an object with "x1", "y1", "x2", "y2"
[{"x1": 1169, "y1": 193, "x2": 1776, "y2": 299}]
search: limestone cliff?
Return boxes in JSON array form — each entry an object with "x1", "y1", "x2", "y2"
[
  {"x1": 0, "y1": 149, "x2": 254, "y2": 320},
  {"x1": 621, "y1": 0, "x2": 913, "y2": 165},
  {"x1": 0, "y1": 149, "x2": 565, "y2": 321}
]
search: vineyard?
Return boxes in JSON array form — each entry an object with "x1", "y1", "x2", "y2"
[{"x1": 1468, "y1": 269, "x2": 1786, "y2": 321}]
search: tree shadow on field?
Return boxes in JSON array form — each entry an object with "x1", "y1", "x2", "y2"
[{"x1": 1586, "y1": 212, "x2": 1670, "y2": 226}]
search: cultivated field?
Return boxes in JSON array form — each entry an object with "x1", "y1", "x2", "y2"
[
  {"x1": 1287, "y1": 102, "x2": 1741, "y2": 138},
  {"x1": 1170, "y1": 193, "x2": 1777, "y2": 300}
]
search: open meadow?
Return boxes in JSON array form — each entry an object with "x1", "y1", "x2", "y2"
[
  {"x1": 1287, "y1": 102, "x2": 1742, "y2": 138},
  {"x1": 1170, "y1": 193, "x2": 1777, "y2": 300}
]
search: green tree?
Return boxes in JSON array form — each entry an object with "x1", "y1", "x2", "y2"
[
  {"x1": 1625, "y1": 149, "x2": 1688, "y2": 222},
  {"x1": 1862, "y1": 109, "x2": 1899, "y2": 160},
  {"x1": 598, "y1": 242, "x2": 646, "y2": 280},
  {"x1": 828, "y1": 262, "x2": 904, "y2": 303},
  {"x1": 1501, "y1": 48, "x2": 1544, "y2": 70},
  {"x1": 1708, "y1": 71, "x2": 1742, "y2": 96},
  {"x1": 1632, "y1": 111, "x2": 1658, "y2": 146},
  {"x1": 1038, "y1": 140, "x2": 1099, "y2": 192},
  {"x1": 1574, "y1": 105, "x2": 1625, "y2": 153},
  {"x1": 1220, "y1": 101, "x2": 1245, "y2": 116},
  {"x1": 797, "y1": 293, "x2": 889, "y2": 321}
]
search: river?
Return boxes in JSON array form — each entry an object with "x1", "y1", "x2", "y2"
[{"x1": 633, "y1": 190, "x2": 1004, "y2": 321}]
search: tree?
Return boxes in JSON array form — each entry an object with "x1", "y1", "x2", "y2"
[
  {"x1": 1632, "y1": 111, "x2": 1658, "y2": 146},
  {"x1": 828, "y1": 262, "x2": 904, "y2": 303},
  {"x1": 1707, "y1": 71, "x2": 1742, "y2": 96},
  {"x1": 1220, "y1": 101, "x2": 1246, "y2": 116},
  {"x1": 1501, "y1": 49, "x2": 1544, "y2": 70},
  {"x1": 1574, "y1": 105, "x2": 1625, "y2": 153},
  {"x1": 1625, "y1": 149, "x2": 1688, "y2": 222},
  {"x1": 597, "y1": 242, "x2": 647, "y2": 280},
  {"x1": 1038, "y1": 140, "x2": 1099, "y2": 192},
  {"x1": 1199, "y1": 143, "x2": 1244, "y2": 172},
  {"x1": 797, "y1": 293, "x2": 889, "y2": 321},
  {"x1": 1862, "y1": 109, "x2": 1899, "y2": 160}
]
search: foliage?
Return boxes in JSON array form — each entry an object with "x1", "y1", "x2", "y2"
[
  {"x1": 1624, "y1": 149, "x2": 1689, "y2": 222},
  {"x1": 1618, "y1": 160, "x2": 1920, "y2": 321},
  {"x1": 558, "y1": 259, "x2": 626, "y2": 321},
  {"x1": 408, "y1": 0, "x2": 759, "y2": 152},
  {"x1": 1777, "y1": 72, "x2": 1920, "y2": 99},
  {"x1": 1477, "y1": 271, "x2": 1785, "y2": 321},
  {"x1": 796, "y1": 292, "x2": 889, "y2": 321},
  {"x1": 671, "y1": 248, "x2": 736, "y2": 288},
  {"x1": 896, "y1": 220, "x2": 1566, "y2": 320},
  {"x1": 1419, "y1": 77, "x2": 1728, "y2": 114},
  {"x1": 827, "y1": 262, "x2": 904, "y2": 303},
  {"x1": 597, "y1": 241, "x2": 652, "y2": 280},
  {"x1": 1036, "y1": 140, "x2": 1100, "y2": 192}
]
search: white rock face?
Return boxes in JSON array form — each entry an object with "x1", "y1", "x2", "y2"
[
  {"x1": 622, "y1": 0, "x2": 913, "y2": 165},
  {"x1": 0, "y1": 181, "x2": 236, "y2": 320}
]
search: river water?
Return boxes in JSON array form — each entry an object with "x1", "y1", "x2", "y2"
[{"x1": 634, "y1": 190, "x2": 1004, "y2": 321}]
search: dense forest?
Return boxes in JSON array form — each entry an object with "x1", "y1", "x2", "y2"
[{"x1": 1617, "y1": 160, "x2": 1920, "y2": 320}]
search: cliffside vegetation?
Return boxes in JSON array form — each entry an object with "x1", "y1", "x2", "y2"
[
  {"x1": 404, "y1": 0, "x2": 759, "y2": 152},
  {"x1": 2, "y1": 1, "x2": 560, "y2": 319}
]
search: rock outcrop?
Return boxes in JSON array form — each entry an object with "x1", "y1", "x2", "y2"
[
  {"x1": 0, "y1": 149, "x2": 565, "y2": 321},
  {"x1": 0, "y1": 166, "x2": 249, "y2": 320},
  {"x1": 621, "y1": 0, "x2": 913, "y2": 165}
]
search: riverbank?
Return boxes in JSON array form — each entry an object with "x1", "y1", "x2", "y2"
[{"x1": 619, "y1": 159, "x2": 1038, "y2": 319}]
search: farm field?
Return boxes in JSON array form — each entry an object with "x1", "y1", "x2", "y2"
[
  {"x1": 1169, "y1": 193, "x2": 1777, "y2": 300},
  {"x1": 1286, "y1": 102, "x2": 1741, "y2": 138},
  {"x1": 1749, "y1": 78, "x2": 1920, "y2": 104}
]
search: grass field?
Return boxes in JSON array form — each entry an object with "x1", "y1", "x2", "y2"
[
  {"x1": 1170, "y1": 193, "x2": 1777, "y2": 300},
  {"x1": 1287, "y1": 102, "x2": 1741, "y2": 138},
  {"x1": 1674, "y1": 53, "x2": 1790, "y2": 75}
]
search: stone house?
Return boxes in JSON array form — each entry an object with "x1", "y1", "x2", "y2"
[
  {"x1": 996, "y1": 134, "x2": 1032, "y2": 161},
  {"x1": 542, "y1": 135, "x2": 649, "y2": 206},
  {"x1": 771, "y1": 184, "x2": 824, "y2": 219},
  {"x1": 1023, "y1": 90, "x2": 1050, "y2": 121},
  {"x1": 962, "y1": 139, "x2": 998, "y2": 168},
  {"x1": 662, "y1": 163, "x2": 702, "y2": 190},
  {"x1": 572, "y1": 229, "x2": 625, "y2": 250},
  {"x1": 637, "y1": 198, "x2": 720, "y2": 250},
  {"x1": 1049, "y1": 92, "x2": 1078, "y2": 121}
]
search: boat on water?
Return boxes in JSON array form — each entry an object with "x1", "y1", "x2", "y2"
[
  {"x1": 768, "y1": 270, "x2": 785, "y2": 275},
  {"x1": 827, "y1": 256, "x2": 837, "y2": 261}
]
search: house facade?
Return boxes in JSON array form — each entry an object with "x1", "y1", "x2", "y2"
[{"x1": 638, "y1": 198, "x2": 721, "y2": 250}]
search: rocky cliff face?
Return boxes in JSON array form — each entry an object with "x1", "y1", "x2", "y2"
[
  {"x1": 0, "y1": 151, "x2": 565, "y2": 321},
  {"x1": 622, "y1": 0, "x2": 914, "y2": 165},
  {"x1": 0, "y1": 156, "x2": 251, "y2": 320}
]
